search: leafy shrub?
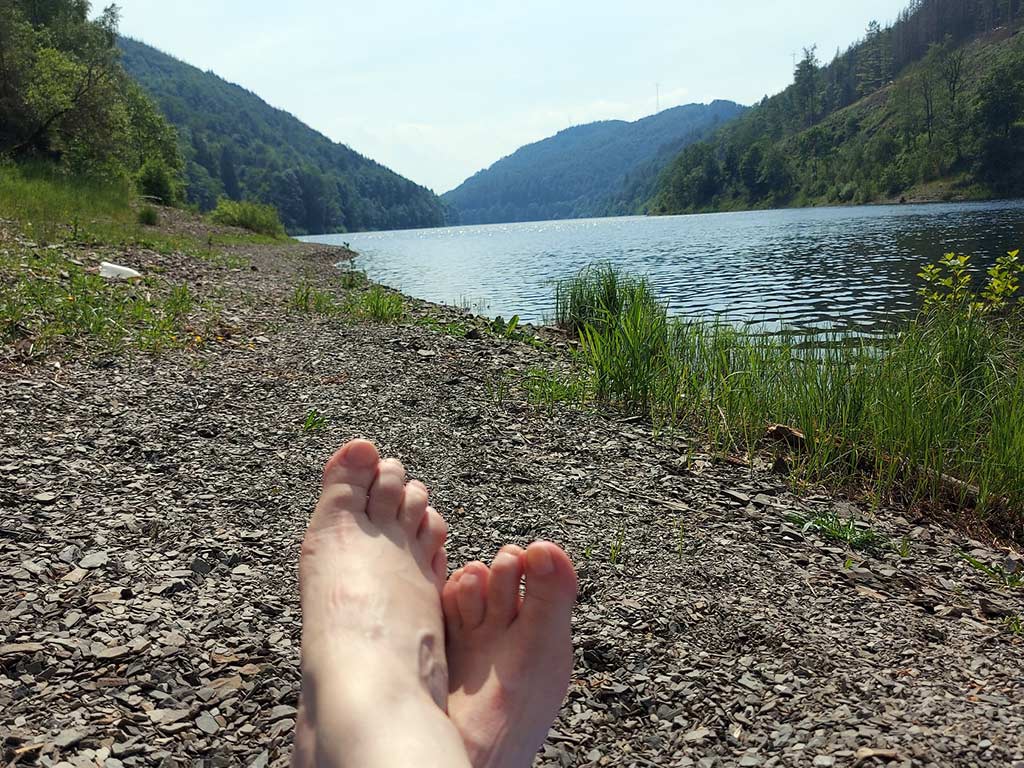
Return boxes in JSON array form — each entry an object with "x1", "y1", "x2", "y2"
[
  {"x1": 137, "y1": 159, "x2": 178, "y2": 205},
  {"x1": 209, "y1": 198, "x2": 286, "y2": 237},
  {"x1": 137, "y1": 206, "x2": 159, "y2": 226}
]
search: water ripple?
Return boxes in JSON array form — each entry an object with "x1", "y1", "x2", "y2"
[{"x1": 303, "y1": 201, "x2": 1024, "y2": 333}]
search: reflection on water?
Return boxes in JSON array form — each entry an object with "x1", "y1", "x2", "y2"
[{"x1": 302, "y1": 201, "x2": 1024, "y2": 333}]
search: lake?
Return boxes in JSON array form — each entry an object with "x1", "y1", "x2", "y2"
[{"x1": 303, "y1": 201, "x2": 1024, "y2": 333}]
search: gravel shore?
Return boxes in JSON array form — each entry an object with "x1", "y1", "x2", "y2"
[{"x1": 2, "y1": 219, "x2": 1023, "y2": 768}]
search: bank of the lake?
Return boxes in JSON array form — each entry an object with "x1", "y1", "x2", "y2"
[{"x1": 2, "y1": 208, "x2": 1024, "y2": 767}]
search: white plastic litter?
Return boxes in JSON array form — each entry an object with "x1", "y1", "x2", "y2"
[{"x1": 99, "y1": 262, "x2": 142, "y2": 280}]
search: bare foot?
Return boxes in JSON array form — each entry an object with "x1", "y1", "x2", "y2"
[
  {"x1": 292, "y1": 439, "x2": 470, "y2": 768},
  {"x1": 443, "y1": 542, "x2": 578, "y2": 768}
]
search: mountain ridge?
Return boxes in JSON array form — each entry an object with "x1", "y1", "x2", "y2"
[
  {"x1": 443, "y1": 100, "x2": 746, "y2": 224},
  {"x1": 118, "y1": 37, "x2": 446, "y2": 235}
]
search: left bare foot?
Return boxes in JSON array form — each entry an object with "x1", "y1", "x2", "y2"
[{"x1": 292, "y1": 439, "x2": 470, "y2": 768}]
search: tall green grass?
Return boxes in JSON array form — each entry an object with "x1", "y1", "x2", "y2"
[
  {"x1": 209, "y1": 198, "x2": 286, "y2": 238},
  {"x1": 552, "y1": 262, "x2": 1024, "y2": 537},
  {"x1": 0, "y1": 164, "x2": 133, "y2": 244}
]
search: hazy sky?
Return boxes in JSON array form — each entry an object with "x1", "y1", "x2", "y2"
[{"x1": 112, "y1": 1, "x2": 910, "y2": 193}]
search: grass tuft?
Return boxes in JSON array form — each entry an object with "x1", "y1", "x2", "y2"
[
  {"x1": 345, "y1": 286, "x2": 405, "y2": 323},
  {"x1": 209, "y1": 198, "x2": 286, "y2": 238}
]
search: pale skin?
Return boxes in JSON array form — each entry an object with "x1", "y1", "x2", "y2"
[{"x1": 292, "y1": 439, "x2": 578, "y2": 768}]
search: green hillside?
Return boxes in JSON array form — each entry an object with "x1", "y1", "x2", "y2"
[
  {"x1": 118, "y1": 38, "x2": 445, "y2": 235},
  {"x1": 443, "y1": 101, "x2": 745, "y2": 224},
  {"x1": 650, "y1": 0, "x2": 1024, "y2": 215}
]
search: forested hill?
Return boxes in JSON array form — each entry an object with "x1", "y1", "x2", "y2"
[
  {"x1": 443, "y1": 101, "x2": 746, "y2": 224},
  {"x1": 118, "y1": 38, "x2": 445, "y2": 234},
  {"x1": 650, "y1": 0, "x2": 1024, "y2": 216}
]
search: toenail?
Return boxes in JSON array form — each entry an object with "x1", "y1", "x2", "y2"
[
  {"x1": 462, "y1": 573, "x2": 479, "y2": 590},
  {"x1": 528, "y1": 546, "x2": 554, "y2": 575}
]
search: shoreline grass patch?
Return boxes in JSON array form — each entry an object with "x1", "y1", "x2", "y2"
[{"x1": 547, "y1": 256, "x2": 1024, "y2": 540}]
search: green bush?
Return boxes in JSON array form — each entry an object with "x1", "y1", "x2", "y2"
[
  {"x1": 209, "y1": 198, "x2": 286, "y2": 237},
  {"x1": 137, "y1": 159, "x2": 178, "y2": 205},
  {"x1": 137, "y1": 206, "x2": 159, "y2": 226}
]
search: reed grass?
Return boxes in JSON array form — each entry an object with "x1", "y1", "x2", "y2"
[{"x1": 552, "y1": 263, "x2": 1024, "y2": 538}]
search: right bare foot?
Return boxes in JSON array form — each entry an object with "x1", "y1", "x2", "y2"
[
  {"x1": 292, "y1": 439, "x2": 470, "y2": 768},
  {"x1": 443, "y1": 542, "x2": 578, "y2": 768}
]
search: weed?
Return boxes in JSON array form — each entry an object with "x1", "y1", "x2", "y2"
[
  {"x1": 522, "y1": 367, "x2": 587, "y2": 411},
  {"x1": 1005, "y1": 615, "x2": 1023, "y2": 636},
  {"x1": 137, "y1": 206, "x2": 159, "y2": 226},
  {"x1": 345, "y1": 287, "x2": 404, "y2": 322},
  {"x1": 788, "y1": 511, "x2": 887, "y2": 552},
  {"x1": 958, "y1": 552, "x2": 1024, "y2": 589},
  {"x1": 609, "y1": 526, "x2": 627, "y2": 565},
  {"x1": 209, "y1": 198, "x2": 286, "y2": 237},
  {"x1": 338, "y1": 269, "x2": 369, "y2": 289},
  {"x1": 290, "y1": 282, "x2": 338, "y2": 315},
  {"x1": 485, "y1": 371, "x2": 513, "y2": 404},
  {"x1": 891, "y1": 536, "x2": 912, "y2": 558},
  {"x1": 302, "y1": 409, "x2": 328, "y2": 432}
]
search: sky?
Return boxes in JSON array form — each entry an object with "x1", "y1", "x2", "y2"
[{"x1": 111, "y1": 0, "x2": 911, "y2": 194}]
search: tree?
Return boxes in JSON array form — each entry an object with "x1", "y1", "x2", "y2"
[
  {"x1": 0, "y1": 0, "x2": 182, "y2": 184},
  {"x1": 219, "y1": 143, "x2": 240, "y2": 200},
  {"x1": 793, "y1": 46, "x2": 821, "y2": 128}
]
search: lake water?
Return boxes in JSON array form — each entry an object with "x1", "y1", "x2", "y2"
[{"x1": 303, "y1": 201, "x2": 1024, "y2": 333}]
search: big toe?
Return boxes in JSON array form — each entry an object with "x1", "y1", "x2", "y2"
[
  {"x1": 310, "y1": 439, "x2": 381, "y2": 532},
  {"x1": 520, "y1": 542, "x2": 577, "y2": 624}
]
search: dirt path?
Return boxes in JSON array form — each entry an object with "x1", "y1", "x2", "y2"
[{"x1": 2, "y1": 225, "x2": 1023, "y2": 768}]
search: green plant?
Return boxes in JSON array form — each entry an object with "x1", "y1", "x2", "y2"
[
  {"x1": 209, "y1": 198, "x2": 286, "y2": 237},
  {"x1": 1005, "y1": 615, "x2": 1023, "y2": 636},
  {"x1": 302, "y1": 409, "x2": 328, "y2": 432},
  {"x1": 554, "y1": 263, "x2": 658, "y2": 337},
  {"x1": 522, "y1": 367, "x2": 587, "y2": 411},
  {"x1": 958, "y1": 552, "x2": 1024, "y2": 589},
  {"x1": 891, "y1": 536, "x2": 912, "y2": 558},
  {"x1": 485, "y1": 371, "x2": 513, "y2": 404},
  {"x1": 137, "y1": 158, "x2": 178, "y2": 205},
  {"x1": 338, "y1": 269, "x2": 369, "y2": 289},
  {"x1": 918, "y1": 250, "x2": 1023, "y2": 312},
  {"x1": 788, "y1": 512, "x2": 887, "y2": 552},
  {"x1": 137, "y1": 206, "x2": 159, "y2": 226},
  {"x1": 345, "y1": 287, "x2": 404, "y2": 322},
  {"x1": 290, "y1": 282, "x2": 338, "y2": 315},
  {"x1": 609, "y1": 526, "x2": 627, "y2": 565}
]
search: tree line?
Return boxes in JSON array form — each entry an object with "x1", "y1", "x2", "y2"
[{"x1": 650, "y1": 0, "x2": 1024, "y2": 214}]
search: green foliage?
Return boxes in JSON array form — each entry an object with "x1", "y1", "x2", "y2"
[
  {"x1": 289, "y1": 282, "x2": 338, "y2": 315},
  {"x1": 209, "y1": 198, "x2": 286, "y2": 237},
  {"x1": 137, "y1": 158, "x2": 178, "y2": 204},
  {"x1": 117, "y1": 37, "x2": 446, "y2": 234},
  {"x1": 919, "y1": 250, "x2": 1023, "y2": 311},
  {"x1": 137, "y1": 205, "x2": 158, "y2": 226},
  {"x1": 651, "y1": 6, "x2": 1024, "y2": 215},
  {"x1": 345, "y1": 286, "x2": 405, "y2": 323},
  {"x1": 959, "y1": 552, "x2": 1024, "y2": 589},
  {"x1": 547, "y1": 262, "x2": 1024, "y2": 539},
  {"x1": 554, "y1": 263, "x2": 659, "y2": 337},
  {"x1": 0, "y1": 1, "x2": 183, "y2": 187},
  {"x1": 302, "y1": 409, "x2": 328, "y2": 432},
  {"x1": 0, "y1": 246, "x2": 194, "y2": 354},
  {"x1": 522, "y1": 367, "x2": 588, "y2": 411},
  {"x1": 788, "y1": 511, "x2": 888, "y2": 552},
  {"x1": 442, "y1": 102, "x2": 745, "y2": 224}
]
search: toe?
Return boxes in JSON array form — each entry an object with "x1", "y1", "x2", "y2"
[
  {"x1": 399, "y1": 480, "x2": 430, "y2": 536},
  {"x1": 485, "y1": 545, "x2": 525, "y2": 628},
  {"x1": 366, "y1": 458, "x2": 406, "y2": 525},
  {"x1": 418, "y1": 506, "x2": 448, "y2": 554},
  {"x1": 520, "y1": 541, "x2": 577, "y2": 623},
  {"x1": 431, "y1": 548, "x2": 448, "y2": 591},
  {"x1": 456, "y1": 562, "x2": 489, "y2": 630},
  {"x1": 310, "y1": 439, "x2": 380, "y2": 530},
  {"x1": 442, "y1": 576, "x2": 462, "y2": 636}
]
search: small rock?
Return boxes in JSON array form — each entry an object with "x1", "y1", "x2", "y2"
[
  {"x1": 78, "y1": 551, "x2": 110, "y2": 570},
  {"x1": 269, "y1": 705, "x2": 298, "y2": 721},
  {"x1": 195, "y1": 712, "x2": 220, "y2": 735}
]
